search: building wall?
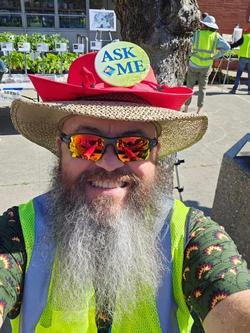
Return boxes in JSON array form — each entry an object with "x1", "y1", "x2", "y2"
[
  {"x1": 0, "y1": 0, "x2": 119, "y2": 49},
  {"x1": 1, "y1": 1, "x2": 249, "y2": 42},
  {"x1": 197, "y1": 0, "x2": 250, "y2": 34}
]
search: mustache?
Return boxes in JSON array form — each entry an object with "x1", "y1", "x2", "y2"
[{"x1": 77, "y1": 167, "x2": 141, "y2": 187}]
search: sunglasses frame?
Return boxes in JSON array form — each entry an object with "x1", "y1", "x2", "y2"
[{"x1": 60, "y1": 132, "x2": 158, "y2": 162}]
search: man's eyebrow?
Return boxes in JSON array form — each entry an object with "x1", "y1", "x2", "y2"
[
  {"x1": 121, "y1": 130, "x2": 148, "y2": 137},
  {"x1": 73, "y1": 126, "x2": 102, "y2": 134}
]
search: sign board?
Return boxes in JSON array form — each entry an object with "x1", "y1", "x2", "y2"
[
  {"x1": 1, "y1": 42, "x2": 14, "y2": 52},
  {"x1": 18, "y1": 42, "x2": 31, "y2": 53},
  {"x1": 95, "y1": 41, "x2": 150, "y2": 87},
  {"x1": 55, "y1": 43, "x2": 67, "y2": 52},
  {"x1": 73, "y1": 43, "x2": 84, "y2": 53},
  {"x1": 0, "y1": 88, "x2": 22, "y2": 101},
  {"x1": 90, "y1": 40, "x2": 103, "y2": 51},
  {"x1": 89, "y1": 9, "x2": 116, "y2": 31},
  {"x1": 37, "y1": 43, "x2": 49, "y2": 53}
]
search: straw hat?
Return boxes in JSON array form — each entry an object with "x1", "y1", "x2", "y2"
[{"x1": 11, "y1": 41, "x2": 208, "y2": 158}]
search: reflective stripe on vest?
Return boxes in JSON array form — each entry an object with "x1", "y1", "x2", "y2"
[
  {"x1": 11, "y1": 194, "x2": 193, "y2": 333},
  {"x1": 239, "y1": 34, "x2": 250, "y2": 58},
  {"x1": 190, "y1": 30, "x2": 219, "y2": 67}
]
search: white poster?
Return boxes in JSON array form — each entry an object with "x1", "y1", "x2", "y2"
[{"x1": 89, "y1": 9, "x2": 116, "y2": 31}]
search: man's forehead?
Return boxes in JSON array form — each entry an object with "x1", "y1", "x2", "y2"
[{"x1": 61, "y1": 115, "x2": 157, "y2": 136}]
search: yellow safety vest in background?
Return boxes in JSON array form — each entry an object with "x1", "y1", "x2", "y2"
[
  {"x1": 239, "y1": 33, "x2": 250, "y2": 58},
  {"x1": 190, "y1": 30, "x2": 219, "y2": 68}
]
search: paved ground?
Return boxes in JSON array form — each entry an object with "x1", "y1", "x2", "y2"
[{"x1": 0, "y1": 76, "x2": 249, "y2": 215}]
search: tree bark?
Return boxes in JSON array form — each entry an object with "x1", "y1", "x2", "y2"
[
  {"x1": 113, "y1": 0, "x2": 200, "y2": 85},
  {"x1": 112, "y1": 3, "x2": 206, "y2": 331}
]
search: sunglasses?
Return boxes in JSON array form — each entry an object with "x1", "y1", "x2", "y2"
[{"x1": 60, "y1": 132, "x2": 158, "y2": 163}]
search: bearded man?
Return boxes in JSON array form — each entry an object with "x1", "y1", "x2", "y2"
[{"x1": 0, "y1": 41, "x2": 249, "y2": 333}]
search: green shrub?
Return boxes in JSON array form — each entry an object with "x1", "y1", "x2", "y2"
[
  {"x1": 0, "y1": 32, "x2": 69, "y2": 51},
  {"x1": 0, "y1": 32, "x2": 79, "y2": 73}
]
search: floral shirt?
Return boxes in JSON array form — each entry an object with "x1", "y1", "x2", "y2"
[{"x1": 0, "y1": 206, "x2": 249, "y2": 330}]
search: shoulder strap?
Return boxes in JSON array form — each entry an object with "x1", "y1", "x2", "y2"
[
  {"x1": 170, "y1": 200, "x2": 194, "y2": 333},
  {"x1": 193, "y1": 30, "x2": 200, "y2": 50},
  {"x1": 18, "y1": 200, "x2": 35, "y2": 270}
]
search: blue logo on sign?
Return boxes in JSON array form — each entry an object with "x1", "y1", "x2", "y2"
[{"x1": 103, "y1": 65, "x2": 116, "y2": 76}]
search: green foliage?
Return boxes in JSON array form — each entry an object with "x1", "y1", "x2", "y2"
[
  {"x1": 0, "y1": 32, "x2": 78, "y2": 73},
  {"x1": 13, "y1": 34, "x2": 28, "y2": 49},
  {"x1": 1, "y1": 51, "x2": 78, "y2": 74},
  {"x1": 0, "y1": 32, "x2": 16, "y2": 43},
  {"x1": 0, "y1": 32, "x2": 69, "y2": 51},
  {"x1": 2, "y1": 51, "x2": 25, "y2": 70},
  {"x1": 27, "y1": 33, "x2": 45, "y2": 50},
  {"x1": 43, "y1": 33, "x2": 68, "y2": 50},
  {"x1": 60, "y1": 52, "x2": 78, "y2": 71},
  {"x1": 44, "y1": 53, "x2": 63, "y2": 74}
]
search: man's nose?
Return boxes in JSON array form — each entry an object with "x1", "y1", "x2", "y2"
[{"x1": 95, "y1": 145, "x2": 124, "y2": 172}]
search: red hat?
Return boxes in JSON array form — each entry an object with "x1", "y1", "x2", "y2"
[{"x1": 29, "y1": 51, "x2": 192, "y2": 111}]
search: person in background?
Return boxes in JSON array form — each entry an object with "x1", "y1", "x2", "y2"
[
  {"x1": 0, "y1": 47, "x2": 7, "y2": 82},
  {"x1": 201, "y1": 12, "x2": 209, "y2": 20},
  {"x1": 183, "y1": 15, "x2": 230, "y2": 113},
  {"x1": 229, "y1": 26, "x2": 250, "y2": 95}
]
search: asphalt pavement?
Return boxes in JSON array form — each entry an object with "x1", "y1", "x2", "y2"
[{"x1": 0, "y1": 75, "x2": 249, "y2": 215}]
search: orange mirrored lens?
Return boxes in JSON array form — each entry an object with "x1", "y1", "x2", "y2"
[
  {"x1": 69, "y1": 134, "x2": 104, "y2": 161},
  {"x1": 116, "y1": 137, "x2": 150, "y2": 162}
]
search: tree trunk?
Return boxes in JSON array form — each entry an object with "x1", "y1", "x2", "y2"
[
  {"x1": 112, "y1": 4, "x2": 205, "y2": 331},
  {"x1": 113, "y1": 0, "x2": 200, "y2": 85}
]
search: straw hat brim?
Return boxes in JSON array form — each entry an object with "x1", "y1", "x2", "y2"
[{"x1": 11, "y1": 99, "x2": 208, "y2": 158}]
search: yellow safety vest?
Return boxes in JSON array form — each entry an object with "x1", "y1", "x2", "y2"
[
  {"x1": 190, "y1": 30, "x2": 219, "y2": 67},
  {"x1": 10, "y1": 196, "x2": 193, "y2": 332},
  {"x1": 239, "y1": 33, "x2": 250, "y2": 58}
]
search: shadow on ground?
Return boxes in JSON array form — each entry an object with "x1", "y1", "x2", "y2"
[
  {"x1": 191, "y1": 90, "x2": 229, "y2": 97},
  {"x1": 206, "y1": 88, "x2": 249, "y2": 96},
  {"x1": 184, "y1": 200, "x2": 212, "y2": 216},
  {"x1": 0, "y1": 106, "x2": 18, "y2": 135},
  {"x1": 205, "y1": 91, "x2": 231, "y2": 96}
]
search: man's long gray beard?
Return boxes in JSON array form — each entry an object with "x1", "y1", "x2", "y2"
[{"x1": 46, "y1": 156, "x2": 174, "y2": 320}]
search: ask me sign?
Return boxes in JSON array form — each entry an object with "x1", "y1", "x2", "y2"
[{"x1": 95, "y1": 41, "x2": 150, "y2": 87}]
